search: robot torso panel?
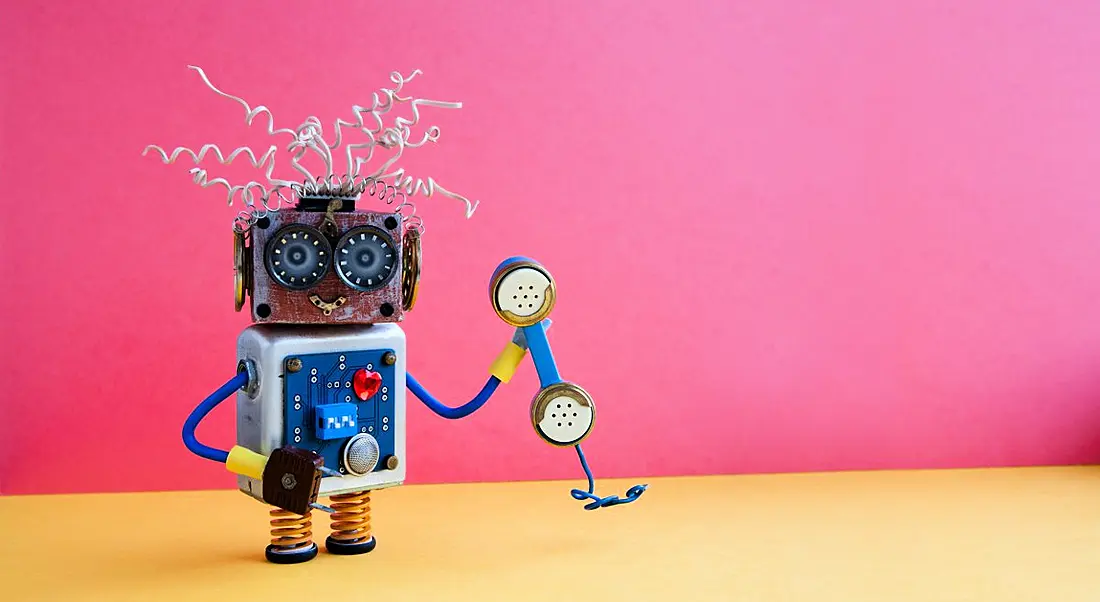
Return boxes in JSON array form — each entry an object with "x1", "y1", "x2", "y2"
[{"x1": 236, "y1": 324, "x2": 408, "y2": 499}]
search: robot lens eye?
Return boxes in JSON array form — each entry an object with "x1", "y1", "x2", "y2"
[
  {"x1": 335, "y1": 227, "x2": 398, "y2": 291},
  {"x1": 265, "y1": 225, "x2": 332, "y2": 290}
]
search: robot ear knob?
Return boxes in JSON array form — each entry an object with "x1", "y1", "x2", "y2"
[
  {"x1": 401, "y1": 229, "x2": 422, "y2": 311},
  {"x1": 490, "y1": 258, "x2": 556, "y2": 327},
  {"x1": 530, "y1": 382, "x2": 595, "y2": 447},
  {"x1": 234, "y1": 230, "x2": 253, "y2": 312}
]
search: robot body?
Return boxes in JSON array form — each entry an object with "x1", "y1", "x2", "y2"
[{"x1": 235, "y1": 324, "x2": 407, "y2": 501}]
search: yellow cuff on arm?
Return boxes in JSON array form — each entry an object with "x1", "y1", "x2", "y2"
[
  {"x1": 226, "y1": 445, "x2": 267, "y2": 480},
  {"x1": 489, "y1": 342, "x2": 527, "y2": 383}
]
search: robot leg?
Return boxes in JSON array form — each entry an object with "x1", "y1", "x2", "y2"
[
  {"x1": 325, "y1": 489, "x2": 376, "y2": 555},
  {"x1": 266, "y1": 508, "x2": 319, "y2": 564}
]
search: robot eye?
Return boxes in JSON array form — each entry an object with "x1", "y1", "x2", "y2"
[
  {"x1": 335, "y1": 226, "x2": 398, "y2": 291},
  {"x1": 264, "y1": 224, "x2": 332, "y2": 290}
]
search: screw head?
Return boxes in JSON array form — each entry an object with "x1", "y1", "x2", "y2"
[
  {"x1": 281, "y1": 474, "x2": 297, "y2": 490},
  {"x1": 382, "y1": 352, "x2": 397, "y2": 366},
  {"x1": 385, "y1": 455, "x2": 400, "y2": 470},
  {"x1": 286, "y1": 358, "x2": 302, "y2": 372}
]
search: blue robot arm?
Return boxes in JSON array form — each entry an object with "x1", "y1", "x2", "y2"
[
  {"x1": 181, "y1": 368, "x2": 336, "y2": 516},
  {"x1": 407, "y1": 310, "x2": 554, "y2": 420},
  {"x1": 182, "y1": 371, "x2": 247, "y2": 464},
  {"x1": 406, "y1": 373, "x2": 501, "y2": 419},
  {"x1": 406, "y1": 322, "x2": 547, "y2": 419}
]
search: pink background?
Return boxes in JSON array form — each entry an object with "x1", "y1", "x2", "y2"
[{"x1": 3, "y1": 1, "x2": 1100, "y2": 496}]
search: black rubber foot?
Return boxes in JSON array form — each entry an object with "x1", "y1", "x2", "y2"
[
  {"x1": 265, "y1": 543, "x2": 319, "y2": 564},
  {"x1": 325, "y1": 536, "x2": 377, "y2": 555}
]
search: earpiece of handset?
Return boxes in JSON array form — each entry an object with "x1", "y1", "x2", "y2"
[{"x1": 489, "y1": 257, "x2": 556, "y2": 327}]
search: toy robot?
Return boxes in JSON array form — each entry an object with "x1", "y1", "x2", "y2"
[{"x1": 146, "y1": 66, "x2": 645, "y2": 564}]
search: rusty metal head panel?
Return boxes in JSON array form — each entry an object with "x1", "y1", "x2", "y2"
[{"x1": 247, "y1": 209, "x2": 405, "y2": 325}]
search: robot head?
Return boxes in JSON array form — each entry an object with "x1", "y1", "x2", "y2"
[
  {"x1": 530, "y1": 382, "x2": 595, "y2": 446},
  {"x1": 235, "y1": 198, "x2": 420, "y2": 325},
  {"x1": 489, "y1": 257, "x2": 556, "y2": 327},
  {"x1": 144, "y1": 65, "x2": 475, "y2": 324}
]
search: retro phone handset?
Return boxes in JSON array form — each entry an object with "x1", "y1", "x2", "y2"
[{"x1": 490, "y1": 257, "x2": 647, "y2": 510}]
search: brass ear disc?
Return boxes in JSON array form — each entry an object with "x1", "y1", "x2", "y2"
[
  {"x1": 401, "y1": 229, "x2": 422, "y2": 311},
  {"x1": 233, "y1": 230, "x2": 253, "y2": 312}
]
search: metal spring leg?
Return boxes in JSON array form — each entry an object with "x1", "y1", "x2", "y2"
[
  {"x1": 265, "y1": 508, "x2": 318, "y2": 564},
  {"x1": 325, "y1": 490, "x2": 376, "y2": 555}
]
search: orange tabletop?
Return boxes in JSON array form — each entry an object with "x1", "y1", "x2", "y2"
[{"x1": 2, "y1": 468, "x2": 1099, "y2": 601}]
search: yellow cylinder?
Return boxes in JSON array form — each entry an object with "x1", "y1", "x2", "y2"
[
  {"x1": 489, "y1": 342, "x2": 527, "y2": 383},
  {"x1": 226, "y1": 445, "x2": 267, "y2": 479}
]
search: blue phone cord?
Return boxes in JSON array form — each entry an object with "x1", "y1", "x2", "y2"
[{"x1": 570, "y1": 444, "x2": 648, "y2": 510}]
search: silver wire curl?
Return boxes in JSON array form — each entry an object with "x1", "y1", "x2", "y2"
[{"x1": 145, "y1": 65, "x2": 479, "y2": 231}]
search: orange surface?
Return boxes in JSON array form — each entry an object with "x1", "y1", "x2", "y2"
[{"x1": 3, "y1": 468, "x2": 1100, "y2": 601}]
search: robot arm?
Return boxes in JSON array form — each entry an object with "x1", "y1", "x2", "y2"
[
  {"x1": 182, "y1": 367, "x2": 335, "y2": 516},
  {"x1": 406, "y1": 374, "x2": 501, "y2": 420},
  {"x1": 181, "y1": 371, "x2": 247, "y2": 464},
  {"x1": 406, "y1": 321, "x2": 551, "y2": 419}
]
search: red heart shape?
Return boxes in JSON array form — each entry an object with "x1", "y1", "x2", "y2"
[{"x1": 353, "y1": 369, "x2": 382, "y2": 400}]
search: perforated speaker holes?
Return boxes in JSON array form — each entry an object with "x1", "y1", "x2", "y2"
[
  {"x1": 549, "y1": 400, "x2": 579, "y2": 428},
  {"x1": 512, "y1": 285, "x2": 540, "y2": 310}
]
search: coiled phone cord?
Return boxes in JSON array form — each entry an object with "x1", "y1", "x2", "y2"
[{"x1": 570, "y1": 444, "x2": 647, "y2": 510}]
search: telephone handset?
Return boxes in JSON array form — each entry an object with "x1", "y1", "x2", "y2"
[{"x1": 490, "y1": 257, "x2": 646, "y2": 509}]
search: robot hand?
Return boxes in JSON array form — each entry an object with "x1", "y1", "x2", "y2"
[{"x1": 226, "y1": 445, "x2": 336, "y2": 515}]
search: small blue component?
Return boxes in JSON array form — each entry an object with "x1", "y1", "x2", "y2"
[{"x1": 314, "y1": 403, "x2": 359, "y2": 440}]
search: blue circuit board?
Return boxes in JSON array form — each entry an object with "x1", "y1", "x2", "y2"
[{"x1": 283, "y1": 348, "x2": 397, "y2": 474}]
